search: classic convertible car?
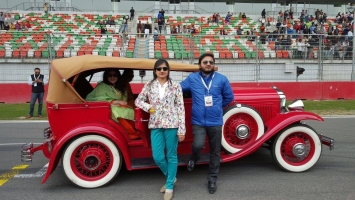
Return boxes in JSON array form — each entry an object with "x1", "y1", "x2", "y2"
[{"x1": 21, "y1": 55, "x2": 334, "y2": 188}]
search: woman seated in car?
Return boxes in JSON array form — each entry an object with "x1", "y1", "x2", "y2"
[{"x1": 86, "y1": 69, "x2": 140, "y2": 139}]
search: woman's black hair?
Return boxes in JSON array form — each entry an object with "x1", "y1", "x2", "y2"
[
  {"x1": 102, "y1": 69, "x2": 126, "y2": 94},
  {"x1": 151, "y1": 59, "x2": 171, "y2": 84}
]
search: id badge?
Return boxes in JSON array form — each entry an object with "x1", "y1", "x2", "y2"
[
  {"x1": 204, "y1": 95, "x2": 213, "y2": 107},
  {"x1": 34, "y1": 82, "x2": 37, "y2": 87}
]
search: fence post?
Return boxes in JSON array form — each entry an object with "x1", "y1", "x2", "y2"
[
  {"x1": 46, "y1": 32, "x2": 52, "y2": 71},
  {"x1": 256, "y1": 35, "x2": 259, "y2": 82}
]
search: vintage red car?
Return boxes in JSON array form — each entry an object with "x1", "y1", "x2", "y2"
[{"x1": 21, "y1": 55, "x2": 334, "y2": 188}]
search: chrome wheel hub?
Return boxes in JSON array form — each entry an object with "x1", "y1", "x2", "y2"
[
  {"x1": 84, "y1": 155, "x2": 101, "y2": 171},
  {"x1": 236, "y1": 125, "x2": 249, "y2": 139},
  {"x1": 292, "y1": 143, "x2": 306, "y2": 157}
]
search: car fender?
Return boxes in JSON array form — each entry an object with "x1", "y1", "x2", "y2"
[
  {"x1": 222, "y1": 111, "x2": 323, "y2": 162},
  {"x1": 41, "y1": 122, "x2": 129, "y2": 184}
]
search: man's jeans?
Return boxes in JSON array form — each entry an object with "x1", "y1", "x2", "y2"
[
  {"x1": 29, "y1": 92, "x2": 44, "y2": 116},
  {"x1": 191, "y1": 125, "x2": 222, "y2": 183}
]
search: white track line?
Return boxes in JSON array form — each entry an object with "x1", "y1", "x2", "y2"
[
  {"x1": 14, "y1": 163, "x2": 49, "y2": 178},
  {"x1": 0, "y1": 120, "x2": 48, "y2": 123},
  {"x1": 0, "y1": 143, "x2": 43, "y2": 146}
]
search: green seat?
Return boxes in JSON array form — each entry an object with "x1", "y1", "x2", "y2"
[
  {"x1": 155, "y1": 51, "x2": 162, "y2": 59},
  {"x1": 126, "y1": 51, "x2": 133, "y2": 58}
]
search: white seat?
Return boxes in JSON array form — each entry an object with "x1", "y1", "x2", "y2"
[{"x1": 213, "y1": 51, "x2": 220, "y2": 58}]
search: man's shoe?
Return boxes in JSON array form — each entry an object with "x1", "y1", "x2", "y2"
[
  {"x1": 163, "y1": 191, "x2": 173, "y2": 200},
  {"x1": 208, "y1": 182, "x2": 217, "y2": 194},
  {"x1": 160, "y1": 178, "x2": 177, "y2": 193},
  {"x1": 26, "y1": 115, "x2": 32, "y2": 119},
  {"x1": 187, "y1": 160, "x2": 195, "y2": 171}
]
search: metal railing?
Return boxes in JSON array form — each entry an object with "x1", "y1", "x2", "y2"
[{"x1": 0, "y1": 31, "x2": 354, "y2": 82}]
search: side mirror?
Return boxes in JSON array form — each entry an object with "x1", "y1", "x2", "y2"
[
  {"x1": 297, "y1": 66, "x2": 305, "y2": 77},
  {"x1": 139, "y1": 70, "x2": 146, "y2": 83}
]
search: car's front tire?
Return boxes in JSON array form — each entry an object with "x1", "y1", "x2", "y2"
[
  {"x1": 62, "y1": 135, "x2": 122, "y2": 188},
  {"x1": 272, "y1": 124, "x2": 322, "y2": 172}
]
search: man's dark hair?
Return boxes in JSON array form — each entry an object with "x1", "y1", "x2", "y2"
[
  {"x1": 198, "y1": 53, "x2": 215, "y2": 65},
  {"x1": 34, "y1": 67, "x2": 40, "y2": 71}
]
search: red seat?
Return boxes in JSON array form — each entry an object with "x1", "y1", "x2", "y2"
[{"x1": 113, "y1": 51, "x2": 120, "y2": 57}]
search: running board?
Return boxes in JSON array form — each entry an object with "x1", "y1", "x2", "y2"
[{"x1": 130, "y1": 153, "x2": 211, "y2": 169}]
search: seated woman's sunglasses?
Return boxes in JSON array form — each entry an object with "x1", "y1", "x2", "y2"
[{"x1": 155, "y1": 67, "x2": 168, "y2": 71}]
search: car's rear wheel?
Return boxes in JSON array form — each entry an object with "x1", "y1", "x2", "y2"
[
  {"x1": 222, "y1": 105, "x2": 264, "y2": 154},
  {"x1": 271, "y1": 124, "x2": 322, "y2": 172},
  {"x1": 62, "y1": 135, "x2": 122, "y2": 188}
]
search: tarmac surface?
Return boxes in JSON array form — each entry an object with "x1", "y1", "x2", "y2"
[{"x1": 0, "y1": 117, "x2": 354, "y2": 200}]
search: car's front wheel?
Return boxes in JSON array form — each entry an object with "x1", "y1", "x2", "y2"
[
  {"x1": 222, "y1": 105, "x2": 264, "y2": 154},
  {"x1": 272, "y1": 124, "x2": 322, "y2": 172},
  {"x1": 62, "y1": 135, "x2": 122, "y2": 188}
]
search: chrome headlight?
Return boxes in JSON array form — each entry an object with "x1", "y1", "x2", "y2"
[{"x1": 288, "y1": 99, "x2": 304, "y2": 111}]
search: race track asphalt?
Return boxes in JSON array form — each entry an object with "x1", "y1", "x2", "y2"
[{"x1": 0, "y1": 117, "x2": 354, "y2": 200}]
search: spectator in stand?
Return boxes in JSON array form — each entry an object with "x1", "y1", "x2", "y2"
[
  {"x1": 298, "y1": 39, "x2": 309, "y2": 59},
  {"x1": 260, "y1": 23, "x2": 265, "y2": 33},
  {"x1": 25, "y1": 21, "x2": 31, "y2": 29},
  {"x1": 324, "y1": 39, "x2": 332, "y2": 60},
  {"x1": 43, "y1": 3, "x2": 49, "y2": 14},
  {"x1": 0, "y1": 12, "x2": 4, "y2": 30},
  {"x1": 160, "y1": 9, "x2": 165, "y2": 18},
  {"x1": 219, "y1": 28, "x2": 227, "y2": 35},
  {"x1": 333, "y1": 40, "x2": 341, "y2": 59},
  {"x1": 275, "y1": 35, "x2": 282, "y2": 50},
  {"x1": 107, "y1": 18, "x2": 116, "y2": 26},
  {"x1": 137, "y1": 21, "x2": 143, "y2": 37},
  {"x1": 153, "y1": 27, "x2": 159, "y2": 41},
  {"x1": 216, "y1": 13, "x2": 220, "y2": 24},
  {"x1": 348, "y1": 29, "x2": 353, "y2": 41},
  {"x1": 236, "y1": 26, "x2": 243, "y2": 35},
  {"x1": 121, "y1": 17, "x2": 128, "y2": 33},
  {"x1": 122, "y1": 30, "x2": 129, "y2": 42},
  {"x1": 327, "y1": 23, "x2": 333, "y2": 35},
  {"x1": 4, "y1": 22, "x2": 9, "y2": 30},
  {"x1": 289, "y1": 9, "x2": 293, "y2": 19},
  {"x1": 100, "y1": 25, "x2": 107, "y2": 34},
  {"x1": 21, "y1": 23, "x2": 28, "y2": 31},
  {"x1": 241, "y1": 13, "x2": 246, "y2": 19},
  {"x1": 15, "y1": 21, "x2": 21, "y2": 31},
  {"x1": 144, "y1": 22, "x2": 150, "y2": 38},
  {"x1": 280, "y1": 22, "x2": 287, "y2": 34},
  {"x1": 130, "y1": 7, "x2": 135, "y2": 21},
  {"x1": 261, "y1": 9, "x2": 266, "y2": 19},
  {"x1": 269, "y1": 28, "x2": 278, "y2": 41},
  {"x1": 238, "y1": 12, "x2": 242, "y2": 19},
  {"x1": 157, "y1": 15, "x2": 164, "y2": 34},
  {"x1": 9, "y1": 22, "x2": 15, "y2": 30},
  {"x1": 212, "y1": 13, "x2": 216, "y2": 23},
  {"x1": 276, "y1": 20, "x2": 281, "y2": 32}
]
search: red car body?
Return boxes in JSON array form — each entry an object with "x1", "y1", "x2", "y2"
[{"x1": 21, "y1": 56, "x2": 334, "y2": 188}]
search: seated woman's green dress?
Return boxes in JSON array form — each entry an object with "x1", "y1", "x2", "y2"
[{"x1": 86, "y1": 82, "x2": 134, "y2": 121}]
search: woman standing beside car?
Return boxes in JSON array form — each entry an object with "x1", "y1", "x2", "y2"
[{"x1": 135, "y1": 59, "x2": 185, "y2": 200}]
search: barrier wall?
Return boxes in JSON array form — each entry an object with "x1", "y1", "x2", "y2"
[{"x1": 1, "y1": 82, "x2": 354, "y2": 104}]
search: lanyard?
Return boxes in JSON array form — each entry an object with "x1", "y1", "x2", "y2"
[
  {"x1": 34, "y1": 74, "x2": 40, "y2": 80},
  {"x1": 200, "y1": 73, "x2": 215, "y2": 95}
]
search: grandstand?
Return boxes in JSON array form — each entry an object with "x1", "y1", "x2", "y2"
[{"x1": 1, "y1": 0, "x2": 355, "y2": 102}]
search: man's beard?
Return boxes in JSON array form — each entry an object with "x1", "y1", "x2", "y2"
[{"x1": 200, "y1": 68, "x2": 214, "y2": 75}]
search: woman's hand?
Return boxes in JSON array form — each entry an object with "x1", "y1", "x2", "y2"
[
  {"x1": 111, "y1": 100, "x2": 127, "y2": 106},
  {"x1": 149, "y1": 107, "x2": 155, "y2": 114},
  {"x1": 178, "y1": 135, "x2": 185, "y2": 142}
]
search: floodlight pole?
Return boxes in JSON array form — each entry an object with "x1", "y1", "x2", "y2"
[{"x1": 348, "y1": 7, "x2": 355, "y2": 81}]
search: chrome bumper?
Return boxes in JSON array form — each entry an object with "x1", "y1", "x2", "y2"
[
  {"x1": 319, "y1": 134, "x2": 334, "y2": 150},
  {"x1": 21, "y1": 143, "x2": 33, "y2": 162}
]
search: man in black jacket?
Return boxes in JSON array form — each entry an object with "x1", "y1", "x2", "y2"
[{"x1": 27, "y1": 68, "x2": 48, "y2": 118}]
